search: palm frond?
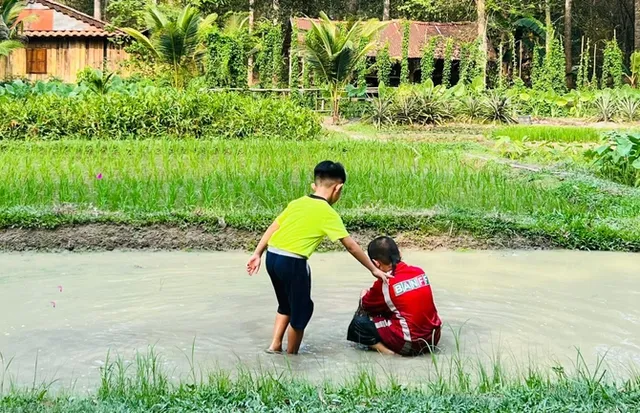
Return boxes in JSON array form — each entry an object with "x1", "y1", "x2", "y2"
[
  {"x1": 145, "y1": 7, "x2": 168, "y2": 32},
  {"x1": 121, "y1": 28, "x2": 159, "y2": 58},
  {"x1": 0, "y1": 39, "x2": 23, "y2": 57}
]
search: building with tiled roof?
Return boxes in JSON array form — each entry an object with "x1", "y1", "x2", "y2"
[
  {"x1": 289, "y1": 17, "x2": 486, "y2": 86},
  {"x1": 0, "y1": 0, "x2": 128, "y2": 82}
]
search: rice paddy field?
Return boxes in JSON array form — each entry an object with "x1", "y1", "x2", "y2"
[
  {"x1": 2, "y1": 120, "x2": 640, "y2": 411},
  {"x1": 1, "y1": 135, "x2": 640, "y2": 250}
]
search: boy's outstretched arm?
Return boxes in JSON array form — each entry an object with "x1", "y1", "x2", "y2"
[
  {"x1": 341, "y1": 236, "x2": 393, "y2": 283},
  {"x1": 247, "y1": 220, "x2": 280, "y2": 275}
]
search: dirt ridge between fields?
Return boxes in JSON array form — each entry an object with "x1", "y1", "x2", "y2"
[{"x1": 0, "y1": 224, "x2": 550, "y2": 252}]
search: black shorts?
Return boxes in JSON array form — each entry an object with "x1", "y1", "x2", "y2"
[
  {"x1": 347, "y1": 315, "x2": 382, "y2": 347},
  {"x1": 265, "y1": 249, "x2": 314, "y2": 330}
]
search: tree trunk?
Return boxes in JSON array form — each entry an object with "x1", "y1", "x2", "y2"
[
  {"x1": 545, "y1": 0, "x2": 552, "y2": 57},
  {"x1": 348, "y1": 0, "x2": 358, "y2": 17},
  {"x1": 93, "y1": 0, "x2": 101, "y2": 20},
  {"x1": 273, "y1": 0, "x2": 279, "y2": 22},
  {"x1": 564, "y1": 0, "x2": 572, "y2": 88},
  {"x1": 477, "y1": 0, "x2": 487, "y2": 86},
  {"x1": 636, "y1": 0, "x2": 640, "y2": 50},
  {"x1": 248, "y1": 0, "x2": 255, "y2": 86},
  {"x1": 383, "y1": 0, "x2": 390, "y2": 21}
]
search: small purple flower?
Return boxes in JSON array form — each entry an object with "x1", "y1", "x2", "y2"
[{"x1": 96, "y1": 173, "x2": 103, "y2": 180}]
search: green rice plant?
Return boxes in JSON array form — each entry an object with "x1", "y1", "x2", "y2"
[{"x1": 492, "y1": 126, "x2": 603, "y2": 143}]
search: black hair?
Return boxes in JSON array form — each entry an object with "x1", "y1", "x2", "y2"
[
  {"x1": 314, "y1": 160, "x2": 347, "y2": 184},
  {"x1": 367, "y1": 236, "x2": 401, "y2": 276}
]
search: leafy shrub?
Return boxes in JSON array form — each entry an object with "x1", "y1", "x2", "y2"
[
  {"x1": 618, "y1": 95, "x2": 640, "y2": 122},
  {"x1": 590, "y1": 132, "x2": 640, "y2": 186},
  {"x1": 593, "y1": 92, "x2": 618, "y2": 122},
  {"x1": 364, "y1": 95, "x2": 395, "y2": 128},
  {"x1": 483, "y1": 92, "x2": 515, "y2": 123},
  {"x1": 0, "y1": 89, "x2": 320, "y2": 140},
  {"x1": 457, "y1": 95, "x2": 485, "y2": 122}
]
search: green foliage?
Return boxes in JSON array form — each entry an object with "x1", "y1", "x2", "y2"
[
  {"x1": 618, "y1": 94, "x2": 640, "y2": 122},
  {"x1": 627, "y1": 51, "x2": 640, "y2": 88},
  {"x1": 289, "y1": 23, "x2": 300, "y2": 89},
  {"x1": 355, "y1": 41, "x2": 369, "y2": 88},
  {"x1": 483, "y1": 91, "x2": 515, "y2": 123},
  {"x1": 400, "y1": 20, "x2": 411, "y2": 84},
  {"x1": 593, "y1": 92, "x2": 618, "y2": 122},
  {"x1": 530, "y1": 46, "x2": 543, "y2": 91},
  {"x1": 0, "y1": 89, "x2": 320, "y2": 140},
  {"x1": 121, "y1": 6, "x2": 217, "y2": 88},
  {"x1": 376, "y1": 42, "x2": 392, "y2": 86},
  {"x1": 78, "y1": 69, "x2": 117, "y2": 95},
  {"x1": 576, "y1": 38, "x2": 591, "y2": 90},
  {"x1": 105, "y1": 0, "x2": 147, "y2": 29},
  {"x1": 255, "y1": 21, "x2": 284, "y2": 88},
  {"x1": 601, "y1": 39, "x2": 624, "y2": 89},
  {"x1": 205, "y1": 28, "x2": 249, "y2": 88},
  {"x1": 530, "y1": 37, "x2": 565, "y2": 93},
  {"x1": 441, "y1": 38, "x2": 454, "y2": 88},
  {"x1": 364, "y1": 94, "x2": 395, "y2": 128},
  {"x1": 590, "y1": 132, "x2": 640, "y2": 186},
  {"x1": 302, "y1": 12, "x2": 387, "y2": 122},
  {"x1": 509, "y1": 33, "x2": 517, "y2": 80}
]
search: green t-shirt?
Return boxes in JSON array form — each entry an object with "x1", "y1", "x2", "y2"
[{"x1": 268, "y1": 195, "x2": 349, "y2": 258}]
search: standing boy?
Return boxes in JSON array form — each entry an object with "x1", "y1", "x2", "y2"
[{"x1": 246, "y1": 161, "x2": 391, "y2": 355}]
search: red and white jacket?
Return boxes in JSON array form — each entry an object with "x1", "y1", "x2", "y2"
[{"x1": 361, "y1": 262, "x2": 442, "y2": 355}]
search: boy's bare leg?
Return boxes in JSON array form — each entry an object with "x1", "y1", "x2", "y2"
[
  {"x1": 286, "y1": 327, "x2": 305, "y2": 354},
  {"x1": 269, "y1": 313, "x2": 290, "y2": 352},
  {"x1": 370, "y1": 342, "x2": 397, "y2": 356}
]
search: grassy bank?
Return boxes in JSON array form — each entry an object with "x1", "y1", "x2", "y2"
[
  {"x1": 1, "y1": 139, "x2": 640, "y2": 250},
  {"x1": 1, "y1": 350, "x2": 639, "y2": 412}
]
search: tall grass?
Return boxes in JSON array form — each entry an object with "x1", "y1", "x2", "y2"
[
  {"x1": 492, "y1": 126, "x2": 605, "y2": 143},
  {"x1": 1, "y1": 347, "x2": 639, "y2": 412}
]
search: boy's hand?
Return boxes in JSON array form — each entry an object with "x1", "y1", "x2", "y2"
[
  {"x1": 372, "y1": 268, "x2": 393, "y2": 283},
  {"x1": 246, "y1": 254, "x2": 262, "y2": 276}
]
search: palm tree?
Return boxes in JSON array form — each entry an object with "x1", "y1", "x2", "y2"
[
  {"x1": 122, "y1": 6, "x2": 216, "y2": 88},
  {"x1": 302, "y1": 12, "x2": 387, "y2": 123},
  {"x1": 382, "y1": 0, "x2": 390, "y2": 20},
  {"x1": 1, "y1": 0, "x2": 27, "y2": 57}
]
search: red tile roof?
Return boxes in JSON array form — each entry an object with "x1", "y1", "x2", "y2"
[
  {"x1": 21, "y1": 0, "x2": 121, "y2": 38},
  {"x1": 292, "y1": 18, "x2": 478, "y2": 59}
]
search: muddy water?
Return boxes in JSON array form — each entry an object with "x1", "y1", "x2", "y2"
[{"x1": 1, "y1": 250, "x2": 639, "y2": 390}]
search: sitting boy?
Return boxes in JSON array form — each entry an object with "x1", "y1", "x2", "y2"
[{"x1": 347, "y1": 236, "x2": 442, "y2": 356}]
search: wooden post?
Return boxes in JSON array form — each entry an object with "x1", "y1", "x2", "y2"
[{"x1": 519, "y1": 40, "x2": 523, "y2": 79}]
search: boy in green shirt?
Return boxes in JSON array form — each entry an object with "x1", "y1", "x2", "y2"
[{"x1": 246, "y1": 161, "x2": 391, "y2": 355}]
